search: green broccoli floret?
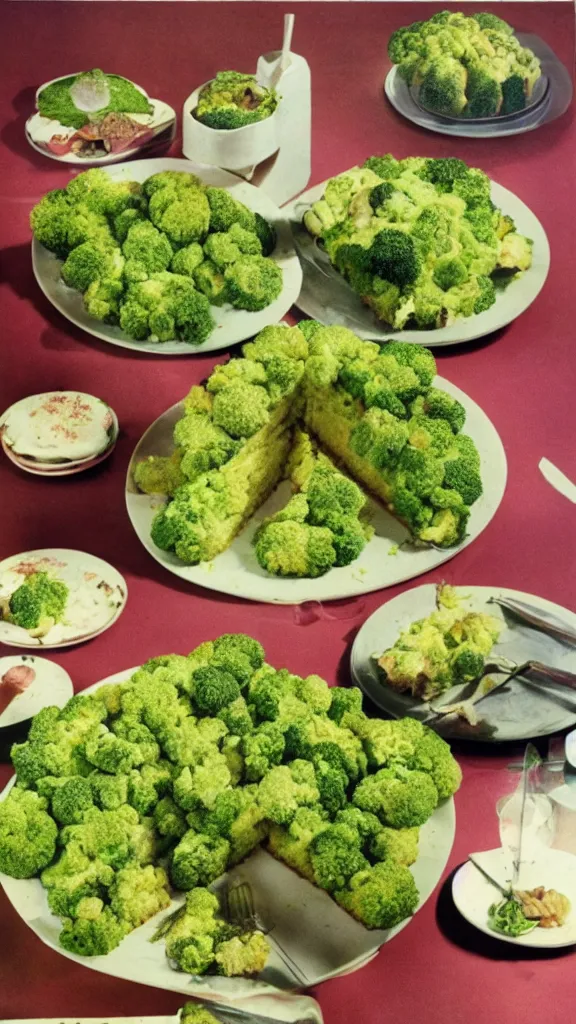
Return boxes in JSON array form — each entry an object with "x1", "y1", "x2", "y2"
[
  {"x1": 122, "y1": 220, "x2": 173, "y2": 279},
  {"x1": 253, "y1": 213, "x2": 276, "y2": 256},
  {"x1": 501, "y1": 74, "x2": 527, "y2": 115},
  {"x1": 0, "y1": 787, "x2": 57, "y2": 878},
  {"x1": 30, "y1": 189, "x2": 74, "y2": 257},
  {"x1": 241, "y1": 723, "x2": 285, "y2": 781},
  {"x1": 148, "y1": 187, "x2": 210, "y2": 246},
  {"x1": 144, "y1": 171, "x2": 202, "y2": 198},
  {"x1": 215, "y1": 931, "x2": 270, "y2": 976},
  {"x1": 432, "y1": 255, "x2": 469, "y2": 291},
  {"x1": 335, "y1": 860, "x2": 419, "y2": 929},
  {"x1": 473, "y1": 275, "x2": 496, "y2": 314},
  {"x1": 51, "y1": 777, "x2": 94, "y2": 825},
  {"x1": 353, "y1": 766, "x2": 438, "y2": 828},
  {"x1": 465, "y1": 66, "x2": 503, "y2": 118},
  {"x1": 84, "y1": 729, "x2": 135, "y2": 774},
  {"x1": 309, "y1": 823, "x2": 369, "y2": 893},
  {"x1": 192, "y1": 665, "x2": 241, "y2": 714},
  {"x1": 90, "y1": 773, "x2": 128, "y2": 810},
  {"x1": 171, "y1": 242, "x2": 205, "y2": 277},
  {"x1": 61, "y1": 242, "x2": 123, "y2": 293},
  {"x1": 109, "y1": 862, "x2": 171, "y2": 928},
  {"x1": 256, "y1": 760, "x2": 320, "y2": 825},
  {"x1": 369, "y1": 229, "x2": 421, "y2": 287},
  {"x1": 370, "y1": 826, "x2": 419, "y2": 867},
  {"x1": 471, "y1": 12, "x2": 514, "y2": 34},
  {"x1": 349, "y1": 408, "x2": 409, "y2": 470},
  {"x1": 163, "y1": 887, "x2": 223, "y2": 974},
  {"x1": 313, "y1": 757, "x2": 348, "y2": 815},
  {"x1": 211, "y1": 381, "x2": 270, "y2": 438},
  {"x1": 411, "y1": 728, "x2": 463, "y2": 799},
  {"x1": 119, "y1": 272, "x2": 214, "y2": 345},
  {"x1": 328, "y1": 687, "x2": 364, "y2": 725},
  {"x1": 224, "y1": 255, "x2": 283, "y2": 311},
  {"x1": 152, "y1": 796, "x2": 188, "y2": 840},
  {"x1": 443, "y1": 443, "x2": 483, "y2": 503},
  {"x1": 59, "y1": 905, "x2": 127, "y2": 956},
  {"x1": 267, "y1": 806, "x2": 329, "y2": 881},
  {"x1": 205, "y1": 187, "x2": 256, "y2": 233},
  {"x1": 334, "y1": 805, "x2": 382, "y2": 845},
  {"x1": 170, "y1": 829, "x2": 230, "y2": 890},
  {"x1": 413, "y1": 388, "x2": 466, "y2": 432},
  {"x1": 173, "y1": 755, "x2": 232, "y2": 812},
  {"x1": 418, "y1": 58, "x2": 468, "y2": 117},
  {"x1": 192, "y1": 260, "x2": 229, "y2": 305},
  {"x1": 196, "y1": 71, "x2": 278, "y2": 130},
  {"x1": 422, "y1": 158, "x2": 468, "y2": 193},
  {"x1": 254, "y1": 520, "x2": 337, "y2": 579},
  {"x1": 40, "y1": 839, "x2": 113, "y2": 917},
  {"x1": 180, "y1": 1005, "x2": 221, "y2": 1024},
  {"x1": 8, "y1": 571, "x2": 68, "y2": 631}
]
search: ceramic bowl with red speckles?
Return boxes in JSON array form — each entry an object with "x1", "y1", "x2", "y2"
[{"x1": 0, "y1": 391, "x2": 119, "y2": 476}]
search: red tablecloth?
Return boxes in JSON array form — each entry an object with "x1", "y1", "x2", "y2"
[{"x1": 1, "y1": 2, "x2": 575, "y2": 1021}]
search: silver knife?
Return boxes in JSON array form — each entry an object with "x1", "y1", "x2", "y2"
[
  {"x1": 490, "y1": 595, "x2": 576, "y2": 648},
  {"x1": 539, "y1": 458, "x2": 576, "y2": 504}
]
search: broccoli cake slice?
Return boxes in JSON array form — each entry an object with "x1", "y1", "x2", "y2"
[
  {"x1": 253, "y1": 429, "x2": 373, "y2": 578},
  {"x1": 143, "y1": 325, "x2": 307, "y2": 565}
]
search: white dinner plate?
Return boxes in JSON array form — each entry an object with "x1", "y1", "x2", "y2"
[
  {"x1": 0, "y1": 655, "x2": 73, "y2": 728},
  {"x1": 32, "y1": 158, "x2": 303, "y2": 356},
  {"x1": 453, "y1": 848, "x2": 576, "y2": 948},
  {"x1": 0, "y1": 665, "x2": 455, "y2": 995},
  {"x1": 351, "y1": 584, "x2": 576, "y2": 742},
  {"x1": 286, "y1": 179, "x2": 549, "y2": 347},
  {"x1": 125, "y1": 377, "x2": 506, "y2": 604},
  {"x1": 0, "y1": 549, "x2": 127, "y2": 648}
]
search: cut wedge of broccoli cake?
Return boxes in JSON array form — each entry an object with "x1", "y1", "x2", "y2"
[
  {"x1": 1, "y1": 633, "x2": 462, "y2": 955},
  {"x1": 303, "y1": 155, "x2": 533, "y2": 330},
  {"x1": 134, "y1": 322, "x2": 483, "y2": 570},
  {"x1": 254, "y1": 430, "x2": 374, "y2": 577}
]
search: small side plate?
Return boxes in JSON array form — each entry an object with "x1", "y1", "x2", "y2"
[
  {"x1": 0, "y1": 655, "x2": 73, "y2": 729},
  {"x1": 453, "y1": 848, "x2": 576, "y2": 948}
]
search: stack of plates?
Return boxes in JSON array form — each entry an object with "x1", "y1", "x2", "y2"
[{"x1": 0, "y1": 391, "x2": 119, "y2": 476}]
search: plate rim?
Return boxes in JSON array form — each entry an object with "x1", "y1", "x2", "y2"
[{"x1": 350, "y1": 582, "x2": 576, "y2": 742}]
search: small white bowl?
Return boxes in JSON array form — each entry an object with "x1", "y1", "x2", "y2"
[{"x1": 182, "y1": 81, "x2": 280, "y2": 170}]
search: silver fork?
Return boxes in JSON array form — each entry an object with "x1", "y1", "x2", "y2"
[
  {"x1": 421, "y1": 656, "x2": 576, "y2": 724},
  {"x1": 226, "y1": 880, "x2": 308, "y2": 987}
]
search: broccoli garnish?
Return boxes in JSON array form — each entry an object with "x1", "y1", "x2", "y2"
[
  {"x1": 0, "y1": 787, "x2": 58, "y2": 878},
  {"x1": 369, "y1": 229, "x2": 421, "y2": 288},
  {"x1": 8, "y1": 571, "x2": 68, "y2": 632},
  {"x1": 335, "y1": 860, "x2": 419, "y2": 929},
  {"x1": 195, "y1": 71, "x2": 278, "y2": 130},
  {"x1": 170, "y1": 830, "x2": 230, "y2": 890},
  {"x1": 224, "y1": 255, "x2": 283, "y2": 311},
  {"x1": 4, "y1": 632, "x2": 463, "y2": 964}
]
